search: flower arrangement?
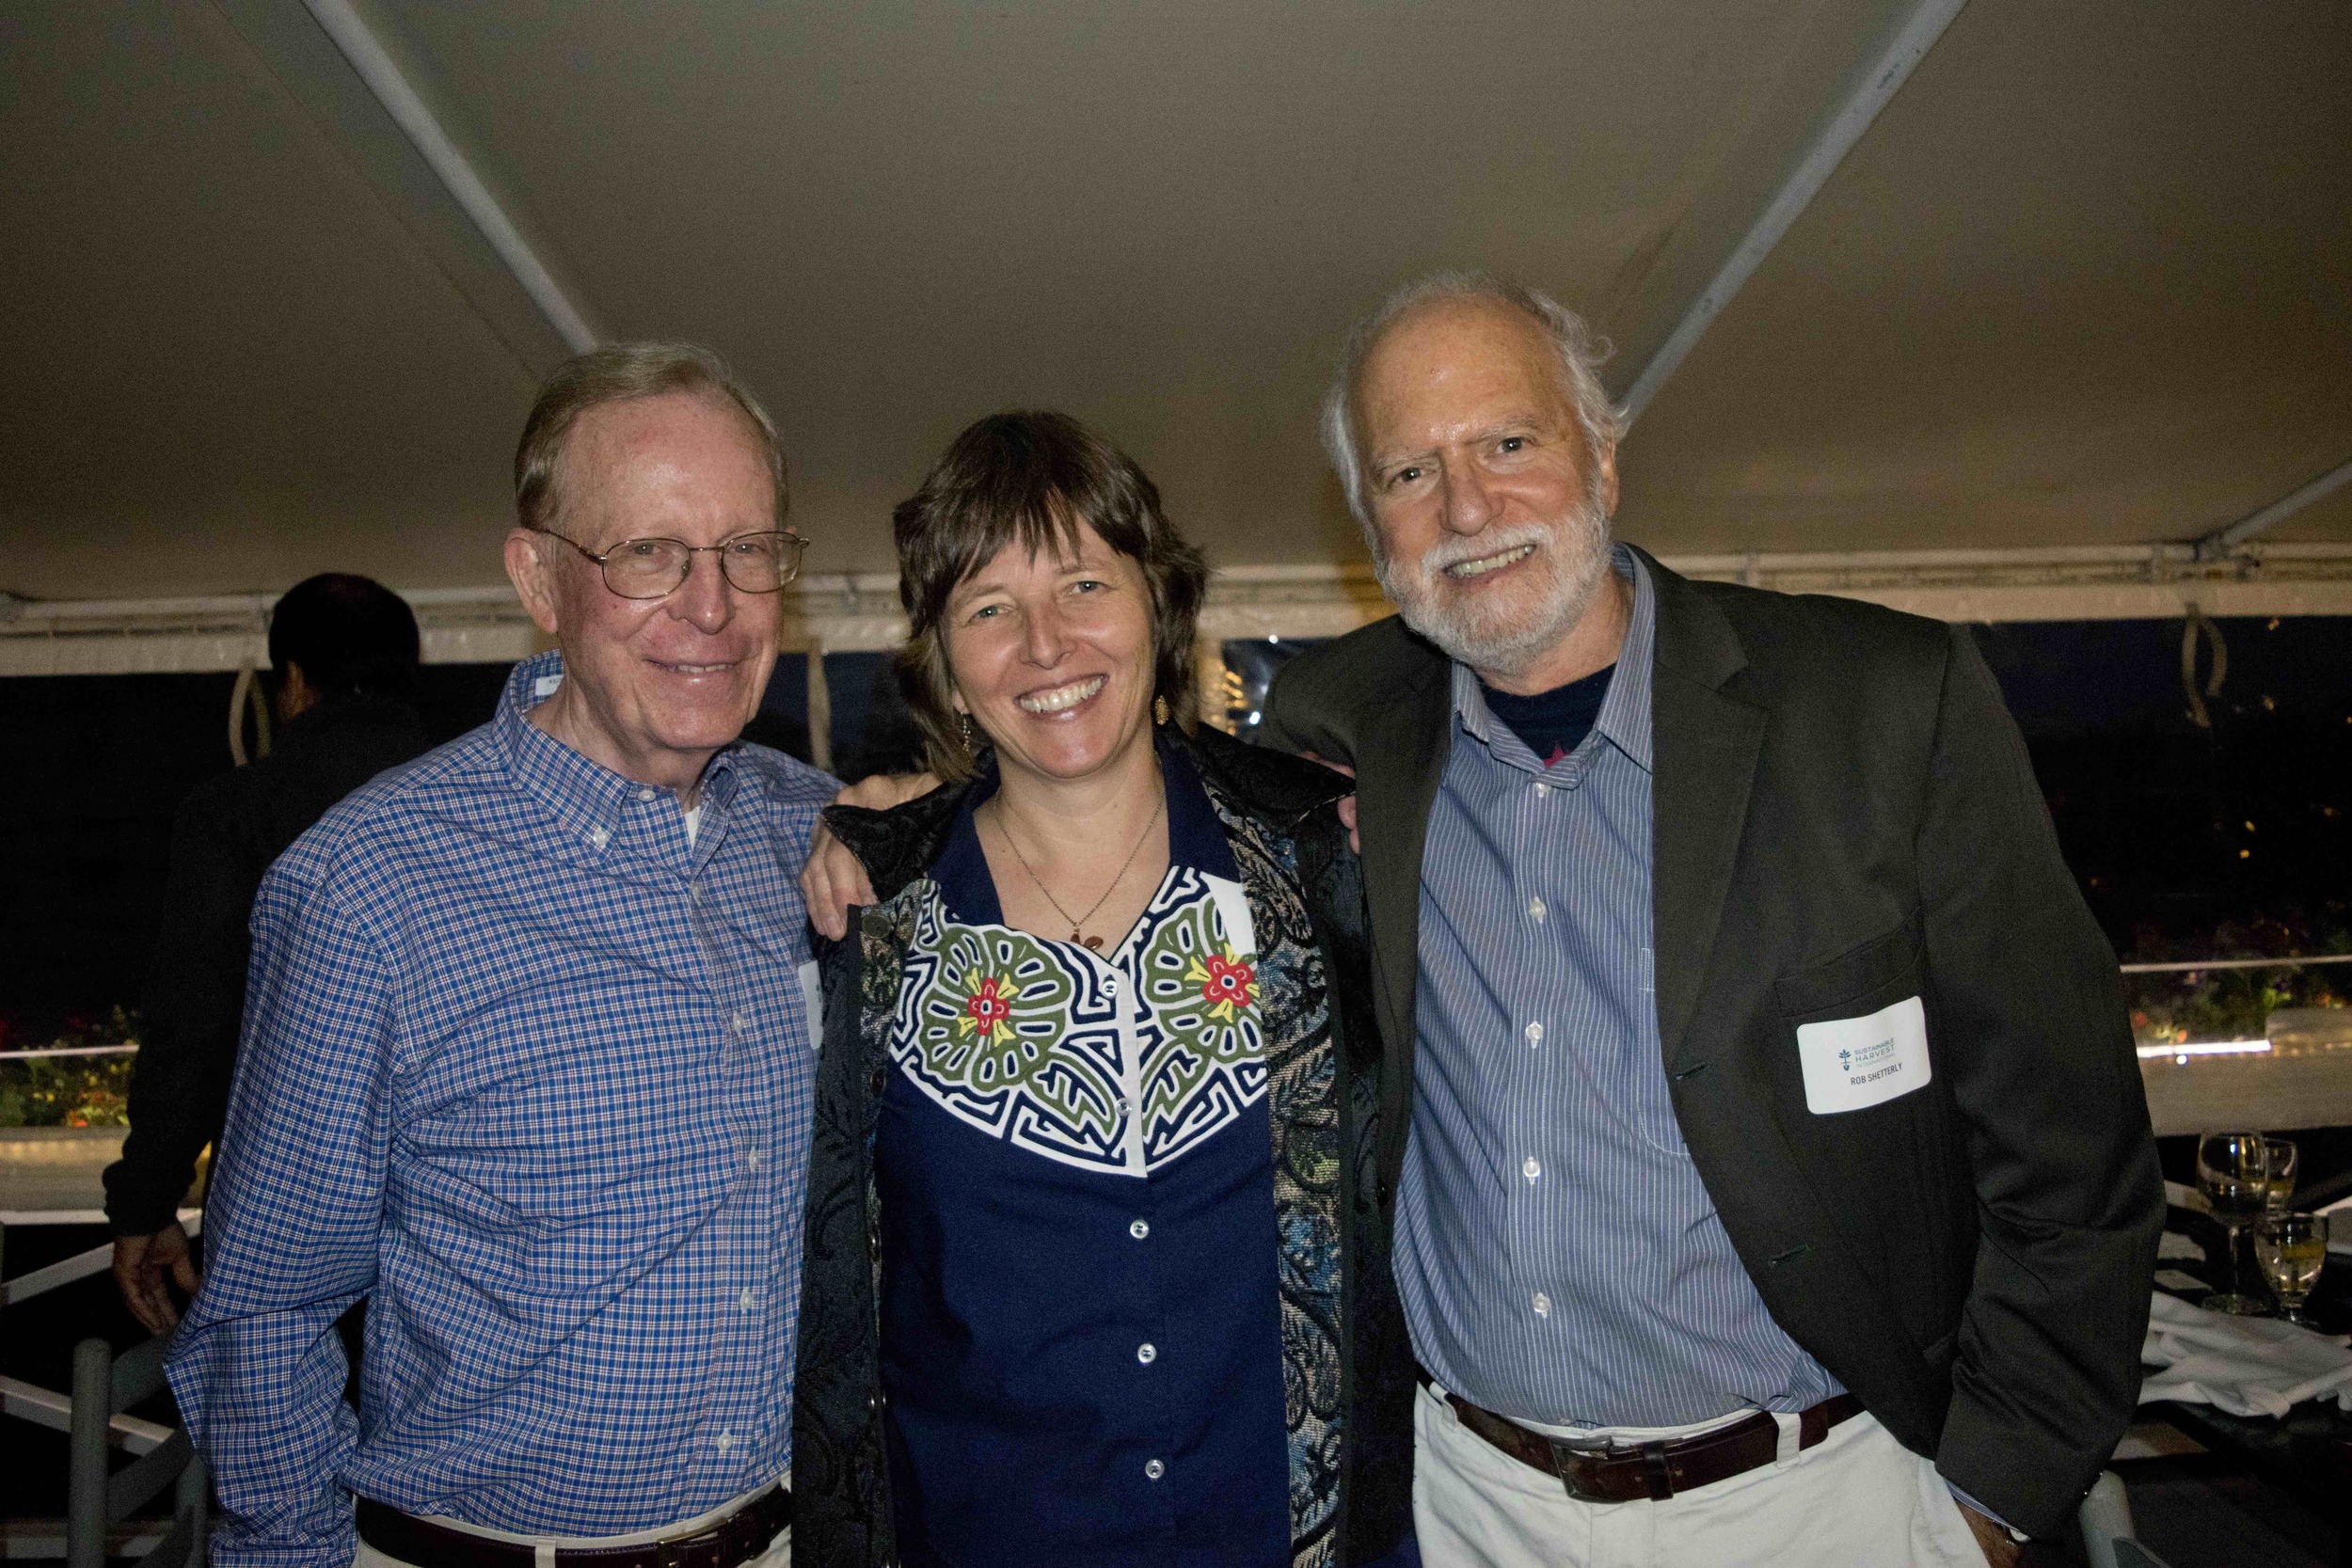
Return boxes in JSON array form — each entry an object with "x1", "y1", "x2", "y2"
[{"x1": 0, "y1": 1006, "x2": 141, "y2": 1129}]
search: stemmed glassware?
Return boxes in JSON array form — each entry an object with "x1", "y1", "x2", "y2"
[
  {"x1": 2196, "y1": 1131, "x2": 2273, "y2": 1315},
  {"x1": 2254, "y1": 1212, "x2": 2329, "y2": 1326},
  {"x1": 2262, "y1": 1137, "x2": 2299, "y2": 1214}
]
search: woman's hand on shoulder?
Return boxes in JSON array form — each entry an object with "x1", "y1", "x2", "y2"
[{"x1": 801, "y1": 772, "x2": 939, "y2": 941}]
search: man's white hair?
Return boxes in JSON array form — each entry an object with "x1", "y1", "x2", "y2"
[{"x1": 1318, "y1": 271, "x2": 1622, "y2": 530}]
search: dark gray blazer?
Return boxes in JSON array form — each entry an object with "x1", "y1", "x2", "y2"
[{"x1": 1260, "y1": 546, "x2": 2163, "y2": 1540}]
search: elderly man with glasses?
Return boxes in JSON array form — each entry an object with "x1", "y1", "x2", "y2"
[{"x1": 169, "y1": 344, "x2": 831, "y2": 1568}]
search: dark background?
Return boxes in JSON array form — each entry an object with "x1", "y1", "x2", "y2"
[
  {"x1": 1217, "y1": 613, "x2": 2352, "y2": 963},
  {"x1": 5, "y1": 613, "x2": 2349, "y2": 1034}
]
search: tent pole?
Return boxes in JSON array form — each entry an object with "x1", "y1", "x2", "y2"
[
  {"x1": 298, "y1": 0, "x2": 600, "y2": 354},
  {"x1": 1615, "y1": 0, "x2": 1970, "y2": 430},
  {"x1": 2192, "y1": 454, "x2": 2352, "y2": 561}
]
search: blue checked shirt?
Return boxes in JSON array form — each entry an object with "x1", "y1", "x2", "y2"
[
  {"x1": 1393, "y1": 547, "x2": 1846, "y2": 1428},
  {"x1": 168, "y1": 653, "x2": 834, "y2": 1568}
]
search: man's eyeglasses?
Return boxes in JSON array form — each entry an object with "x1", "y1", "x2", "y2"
[{"x1": 534, "y1": 527, "x2": 808, "y2": 599}]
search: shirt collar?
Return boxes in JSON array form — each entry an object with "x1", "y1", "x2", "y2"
[
  {"x1": 497, "y1": 650, "x2": 746, "y2": 854},
  {"x1": 1449, "y1": 542, "x2": 1656, "y2": 774}
]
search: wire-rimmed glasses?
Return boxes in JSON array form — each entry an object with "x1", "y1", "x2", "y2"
[
  {"x1": 2196, "y1": 1131, "x2": 2273, "y2": 1315},
  {"x1": 534, "y1": 527, "x2": 807, "y2": 598}
]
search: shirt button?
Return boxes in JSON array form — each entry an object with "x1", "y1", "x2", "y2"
[
  {"x1": 1533, "y1": 1291, "x2": 1552, "y2": 1317},
  {"x1": 1528, "y1": 897, "x2": 1547, "y2": 923},
  {"x1": 739, "y1": 1288, "x2": 756, "y2": 1311},
  {"x1": 1104, "y1": 975, "x2": 1120, "y2": 995},
  {"x1": 1144, "y1": 1459, "x2": 1166, "y2": 1481},
  {"x1": 1533, "y1": 782, "x2": 1551, "y2": 798},
  {"x1": 744, "y1": 1148, "x2": 761, "y2": 1171},
  {"x1": 1524, "y1": 1021, "x2": 1544, "y2": 1045},
  {"x1": 715, "y1": 1431, "x2": 734, "y2": 1452},
  {"x1": 1130, "y1": 1219, "x2": 1150, "y2": 1241},
  {"x1": 588, "y1": 827, "x2": 611, "y2": 849},
  {"x1": 638, "y1": 788, "x2": 657, "y2": 802},
  {"x1": 1136, "y1": 1342, "x2": 1157, "y2": 1365},
  {"x1": 731, "y1": 1012, "x2": 749, "y2": 1035},
  {"x1": 1523, "y1": 1156, "x2": 1541, "y2": 1183}
]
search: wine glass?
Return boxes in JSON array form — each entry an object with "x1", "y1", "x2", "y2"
[
  {"x1": 2196, "y1": 1131, "x2": 2272, "y2": 1315},
  {"x1": 2254, "y1": 1212, "x2": 2329, "y2": 1326},
  {"x1": 2262, "y1": 1137, "x2": 2299, "y2": 1214}
]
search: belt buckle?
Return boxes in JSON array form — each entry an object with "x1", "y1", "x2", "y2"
[
  {"x1": 1546, "y1": 1433, "x2": 1677, "y2": 1505},
  {"x1": 1542, "y1": 1434, "x2": 1627, "y2": 1505},
  {"x1": 651, "y1": 1526, "x2": 723, "y2": 1568}
]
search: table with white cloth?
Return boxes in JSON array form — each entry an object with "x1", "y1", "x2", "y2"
[{"x1": 2134, "y1": 1190, "x2": 2352, "y2": 1565}]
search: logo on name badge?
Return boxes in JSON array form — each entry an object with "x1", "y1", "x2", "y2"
[{"x1": 1795, "y1": 996, "x2": 1931, "y2": 1115}]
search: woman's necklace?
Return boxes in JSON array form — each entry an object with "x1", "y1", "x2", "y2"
[{"x1": 990, "y1": 793, "x2": 1166, "y2": 950}]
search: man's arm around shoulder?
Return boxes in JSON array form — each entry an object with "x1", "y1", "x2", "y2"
[
  {"x1": 1917, "y1": 626, "x2": 2164, "y2": 1540},
  {"x1": 1257, "y1": 617, "x2": 1422, "y2": 763},
  {"x1": 167, "y1": 855, "x2": 401, "y2": 1568}
]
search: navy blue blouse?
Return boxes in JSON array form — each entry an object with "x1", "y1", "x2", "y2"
[{"x1": 873, "y1": 745, "x2": 1291, "y2": 1566}]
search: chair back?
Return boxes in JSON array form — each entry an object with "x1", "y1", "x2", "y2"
[{"x1": 67, "y1": 1335, "x2": 208, "y2": 1568}]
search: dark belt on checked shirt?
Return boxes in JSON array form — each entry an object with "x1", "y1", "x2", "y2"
[
  {"x1": 1419, "y1": 1368, "x2": 1865, "y2": 1505},
  {"x1": 356, "y1": 1487, "x2": 790, "y2": 1568}
]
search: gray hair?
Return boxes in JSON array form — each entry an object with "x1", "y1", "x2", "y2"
[
  {"x1": 1318, "y1": 271, "x2": 1621, "y2": 526},
  {"x1": 516, "y1": 341, "x2": 787, "y2": 534}
]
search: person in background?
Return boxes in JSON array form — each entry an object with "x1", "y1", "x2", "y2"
[
  {"x1": 1257, "y1": 273, "x2": 2161, "y2": 1567},
  {"x1": 168, "y1": 342, "x2": 828, "y2": 1568},
  {"x1": 790, "y1": 411, "x2": 1414, "y2": 1566},
  {"x1": 106, "y1": 573, "x2": 428, "y2": 1334}
]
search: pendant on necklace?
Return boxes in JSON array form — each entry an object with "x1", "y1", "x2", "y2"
[{"x1": 1081, "y1": 933, "x2": 1104, "y2": 950}]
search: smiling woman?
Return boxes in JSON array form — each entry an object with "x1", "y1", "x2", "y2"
[{"x1": 787, "y1": 411, "x2": 1417, "y2": 1567}]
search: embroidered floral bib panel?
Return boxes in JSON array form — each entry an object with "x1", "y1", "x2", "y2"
[{"x1": 891, "y1": 866, "x2": 1266, "y2": 1177}]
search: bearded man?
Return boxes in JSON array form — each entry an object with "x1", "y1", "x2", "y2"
[{"x1": 1255, "y1": 274, "x2": 2161, "y2": 1567}]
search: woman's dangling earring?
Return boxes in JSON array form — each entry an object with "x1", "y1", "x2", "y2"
[
  {"x1": 960, "y1": 711, "x2": 977, "y2": 752},
  {"x1": 1152, "y1": 695, "x2": 1170, "y2": 727}
]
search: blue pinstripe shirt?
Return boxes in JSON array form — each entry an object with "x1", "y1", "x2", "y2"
[
  {"x1": 1393, "y1": 548, "x2": 1844, "y2": 1428},
  {"x1": 169, "y1": 653, "x2": 834, "y2": 1568}
]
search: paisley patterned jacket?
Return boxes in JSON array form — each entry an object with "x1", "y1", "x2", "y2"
[{"x1": 789, "y1": 722, "x2": 1415, "y2": 1567}]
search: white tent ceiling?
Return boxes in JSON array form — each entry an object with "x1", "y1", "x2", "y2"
[{"x1": 2, "y1": 0, "x2": 2347, "y2": 648}]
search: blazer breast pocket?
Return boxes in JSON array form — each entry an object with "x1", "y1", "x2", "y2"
[{"x1": 1772, "y1": 918, "x2": 1931, "y2": 1117}]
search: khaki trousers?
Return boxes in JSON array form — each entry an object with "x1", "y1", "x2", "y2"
[
  {"x1": 355, "y1": 1480, "x2": 789, "y2": 1568},
  {"x1": 1412, "y1": 1384, "x2": 1989, "y2": 1568}
]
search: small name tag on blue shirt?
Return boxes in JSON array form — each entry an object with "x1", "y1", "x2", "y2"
[
  {"x1": 1796, "y1": 995, "x2": 1931, "y2": 1114},
  {"x1": 797, "y1": 960, "x2": 823, "y2": 1043}
]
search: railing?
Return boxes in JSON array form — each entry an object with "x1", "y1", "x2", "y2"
[{"x1": 2121, "y1": 953, "x2": 2352, "y2": 1063}]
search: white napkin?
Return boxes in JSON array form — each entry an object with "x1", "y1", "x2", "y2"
[{"x1": 2140, "y1": 1291, "x2": 2352, "y2": 1417}]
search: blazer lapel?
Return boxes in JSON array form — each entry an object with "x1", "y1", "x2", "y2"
[
  {"x1": 1357, "y1": 655, "x2": 1453, "y2": 1059},
  {"x1": 1639, "y1": 550, "x2": 1767, "y2": 1072}
]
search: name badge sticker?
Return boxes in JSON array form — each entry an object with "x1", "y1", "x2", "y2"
[
  {"x1": 1795, "y1": 995, "x2": 1931, "y2": 1115},
  {"x1": 797, "y1": 960, "x2": 824, "y2": 1044}
]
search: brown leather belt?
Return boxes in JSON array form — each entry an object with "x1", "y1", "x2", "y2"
[
  {"x1": 1422, "y1": 1373, "x2": 1865, "y2": 1504},
  {"x1": 356, "y1": 1488, "x2": 790, "y2": 1568}
]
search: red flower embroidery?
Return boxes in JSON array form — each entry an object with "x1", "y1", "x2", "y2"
[
  {"x1": 961, "y1": 974, "x2": 1013, "y2": 1039},
  {"x1": 1191, "y1": 950, "x2": 1258, "y2": 1020}
]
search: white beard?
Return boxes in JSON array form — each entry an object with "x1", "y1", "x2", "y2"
[{"x1": 1373, "y1": 498, "x2": 1614, "y2": 679}]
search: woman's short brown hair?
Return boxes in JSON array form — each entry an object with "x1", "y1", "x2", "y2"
[{"x1": 894, "y1": 411, "x2": 1209, "y2": 781}]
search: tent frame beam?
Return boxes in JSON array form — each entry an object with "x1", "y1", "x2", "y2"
[
  {"x1": 296, "y1": 0, "x2": 598, "y2": 354},
  {"x1": 2193, "y1": 454, "x2": 2352, "y2": 560},
  {"x1": 1615, "y1": 0, "x2": 1970, "y2": 428}
]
